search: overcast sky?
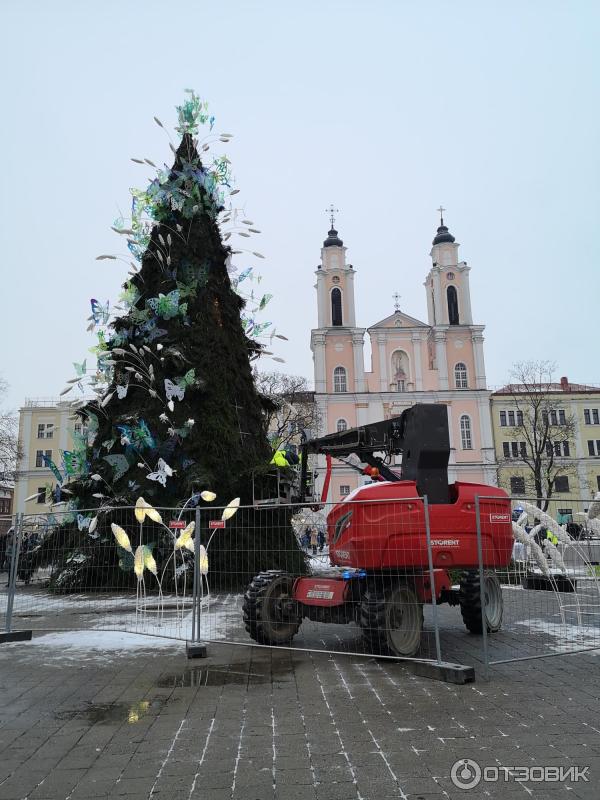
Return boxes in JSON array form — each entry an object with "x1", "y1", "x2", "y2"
[{"x1": 1, "y1": 0, "x2": 598, "y2": 411}]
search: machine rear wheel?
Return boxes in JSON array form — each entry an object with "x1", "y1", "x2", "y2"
[
  {"x1": 459, "y1": 571, "x2": 503, "y2": 634},
  {"x1": 243, "y1": 571, "x2": 301, "y2": 645},
  {"x1": 360, "y1": 580, "x2": 423, "y2": 657}
]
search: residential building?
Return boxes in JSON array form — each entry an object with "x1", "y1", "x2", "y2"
[
  {"x1": 0, "y1": 483, "x2": 13, "y2": 535},
  {"x1": 310, "y1": 213, "x2": 496, "y2": 500},
  {"x1": 491, "y1": 377, "x2": 600, "y2": 520},
  {"x1": 13, "y1": 399, "x2": 85, "y2": 516}
]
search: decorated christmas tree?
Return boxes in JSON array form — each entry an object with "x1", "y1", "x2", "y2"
[{"x1": 37, "y1": 92, "x2": 304, "y2": 590}]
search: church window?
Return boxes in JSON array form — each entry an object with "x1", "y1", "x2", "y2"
[
  {"x1": 460, "y1": 415, "x2": 472, "y2": 450},
  {"x1": 331, "y1": 288, "x2": 343, "y2": 326},
  {"x1": 336, "y1": 419, "x2": 348, "y2": 432},
  {"x1": 446, "y1": 272, "x2": 455, "y2": 280},
  {"x1": 447, "y1": 286, "x2": 459, "y2": 325},
  {"x1": 333, "y1": 367, "x2": 347, "y2": 393},
  {"x1": 391, "y1": 350, "x2": 409, "y2": 392},
  {"x1": 454, "y1": 363, "x2": 468, "y2": 389}
]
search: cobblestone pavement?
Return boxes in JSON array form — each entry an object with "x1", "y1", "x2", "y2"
[{"x1": 1, "y1": 626, "x2": 599, "y2": 800}]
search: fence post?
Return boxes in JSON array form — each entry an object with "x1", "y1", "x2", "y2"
[
  {"x1": 186, "y1": 506, "x2": 207, "y2": 658},
  {"x1": 475, "y1": 496, "x2": 490, "y2": 680},
  {"x1": 423, "y1": 496, "x2": 442, "y2": 665}
]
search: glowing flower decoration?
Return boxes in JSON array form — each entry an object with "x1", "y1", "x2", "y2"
[
  {"x1": 175, "y1": 521, "x2": 195, "y2": 551},
  {"x1": 200, "y1": 490, "x2": 216, "y2": 502},
  {"x1": 199, "y1": 544, "x2": 209, "y2": 575},
  {"x1": 142, "y1": 546, "x2": 158, "y2": 576},
  {"x1": 134, "y1": 545, "x2": 144, "y2": 578},
  {"x1": 134, "y1": 497, "x2": 163, "y2": 524},
  {"x1": 111, "y1": 523, "x2": 132, "y2": 553},
  {"x1": 222, "y1": 497, "x2": 240, "y2": 521}
]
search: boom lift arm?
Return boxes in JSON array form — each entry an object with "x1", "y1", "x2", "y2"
[{"x1": 300, "y1": 403, "x2": 451, "y2": 504}]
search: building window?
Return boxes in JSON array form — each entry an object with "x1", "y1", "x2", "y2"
[
  {"x1": 340, "y1": 485, "x2": 350, "y2": 496},
  {"x1": 331, "y1": 287, "x2": 343, "y2": 326},
  {"x1": 36, "y1": 487, "x2": 46, "y2": 504},
  {"x1": 584, "y1": 408, "x2": 599, "y2": 425},
  {"x1": 597, "y1": 475, "x2": 600, "y2": 491},
  {"x1": 35, "y1": 449, "x2": 52, "y2": 468},
  {"x1": 37, "y1": 423, "x2": 54, "y2": 439},
  {"x1": 336, "y1": 419, "x2": 348, "y2": 432},
  {"x1": 510, "y1": 476, "x2": 525, "y2": 495},
  {"x1": 454, "y1": 363, "x2": 468, "y2": 389},
  {"x1": 554, "y1": 475, "x2": 570, "y2": 493},
  {"x1": 588, "y1": 440, "x2": 600, "y2": 456},
  {"x1": 508, "y1": 410, "x2": 515, "y2": 426},
  {"x1": 503, "y1": 441, "x2": 526, "y2": 459},
  {"x1": 333, "y1": 367, "x2": 347, "y2": 393},
  {"x1": 447, "y1": 285, "x2": 459, "y2": 325},
  {"x1": 500, "y1": 411, "x2": 507, "y2": 427},
  {"x1": 460, "y1": 415, "x2": 472, "y2": 450},
  {"x1": 545, "y1": 409, "x2": 567, "y2": 426}
]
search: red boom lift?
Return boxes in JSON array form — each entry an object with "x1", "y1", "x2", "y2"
[{"x1": 243, "y1": 404, "x2": 513, "y2": 657}]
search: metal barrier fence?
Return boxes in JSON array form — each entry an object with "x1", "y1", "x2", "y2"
[
  {"x1": 2, "y1": 493, "x2": 599, "y2": 679},
  {"x1": 479, "y1": 494, "x2": 600, "y2": 672}
]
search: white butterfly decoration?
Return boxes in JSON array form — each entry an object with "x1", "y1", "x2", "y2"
[
  {"x1": 116, "y1": 384, "x2": 128, "y2": 399},
  {"x1": 77, "y1": 514, "x2": 91, "y2": 531},
  {"x1": 164, "y1": 379, "x2": 185, "y2": 402},
  {"x1": 147, "y1": 458, "x2": 175, "y2": 487}
]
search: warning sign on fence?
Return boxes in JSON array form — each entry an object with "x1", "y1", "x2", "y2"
[
  {"x1": 169, "y1": 520, "x2": 186, "y2": 529},
  {"x1": 209, "y1": 520, "x2": 226, "y2": 529}
]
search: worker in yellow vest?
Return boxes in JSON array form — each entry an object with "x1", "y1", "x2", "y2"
[{"x1": 545, "y1": 529, "x2": 559, "y2": 546}]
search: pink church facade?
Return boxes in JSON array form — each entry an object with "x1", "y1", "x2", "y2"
[{"x1": 310, "y1": 216, "x2": 497, "y2": 500}]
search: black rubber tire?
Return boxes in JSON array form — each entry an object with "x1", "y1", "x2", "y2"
[
  {"x1": 360, "y1": 579, "x2": 423, "y2": 657},
  {"x1": 243, "y1": 571, "x2": 301, "y2": 645},
  {"x1": 459, "y1": 571, "x2": 503, "y2": 634}
]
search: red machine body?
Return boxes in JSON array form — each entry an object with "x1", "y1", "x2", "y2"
[{"x1": 326, "y1": 480, "x2": 513, "y2": 571}]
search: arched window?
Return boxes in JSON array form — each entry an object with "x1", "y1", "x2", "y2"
[
  {"x1": 333, "y1": 366, "x2": 347, "y2": 393},
  {"x1": 331, "y1": 287, "x2": 343, "y2": 326},
  {"x1": 336, "y1": 419, "x2": 348, "y2": 432},
  {"x1": 455, "y1": 362, "x2": 468, "y2": 389},
  {"x1": 447, "y1": 285, "x2": 459, "y2": 325},
  {"x1": 391, "y1": 350, "x2": 409, "y2": 392},
  {"x1": 460, "y1": 415, "x2": 473, "y2": 450}
]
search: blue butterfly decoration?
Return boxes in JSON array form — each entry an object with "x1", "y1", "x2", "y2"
[
  {"x1": 90, "y1": 299, "x2": 110, "y2": 325},
  {"x1": 136, "y1": 318, "x2": 168, "y2": 342}
]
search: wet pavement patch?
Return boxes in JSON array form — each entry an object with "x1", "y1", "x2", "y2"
[
  {"x1": 156, "y1": 666, "x2": 269, "y2": 687},
  {"x1": 54, "y1": 698, "x2": 165, "y2": 724}
]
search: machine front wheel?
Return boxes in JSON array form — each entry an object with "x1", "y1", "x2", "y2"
[
  {"x1": 459, "y1": 571, "x2": 503, "y2": 634},
  {"x1": 243, "y1": 571, "x2": 301, "y2": 645},
  {"x1": 360, "y1": 580, "x2": 423, "y2": 658}
]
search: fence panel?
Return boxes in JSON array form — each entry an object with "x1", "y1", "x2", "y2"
[
  {"x1": 1, "y1": 505, "x2": 197, "y2": 641},
  {"x1": 476, "y1": 495, "x2": 600, "y2": 668},
  {"x1": 0, "y1": 514, "x2": 15, "y2": 631},
  {"x1": 192, "y1": 496, "x2": 449, "y2": 663}
]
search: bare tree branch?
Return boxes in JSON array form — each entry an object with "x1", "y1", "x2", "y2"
[
  {"x1": 254, "y1": 371, "x2": 320, "y2": 451},
  {"x1": 497, "y1": 361, "x2": 577, "y2": 511},
  {"x1": 0, "y1": 377, "x2": 21, "y2": 483}
]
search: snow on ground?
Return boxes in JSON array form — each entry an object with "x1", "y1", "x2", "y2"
[
  {"x1": 0, "y1": 629, "x2": 183, "y2": 664},
  {"x1": 514, "y1": 619, "x2": 600, "y2": 653}
]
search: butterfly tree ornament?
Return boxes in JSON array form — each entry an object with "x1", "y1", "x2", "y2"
[{"x1": 147, "y1": 458, "x2": 175, "y2": 487}]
